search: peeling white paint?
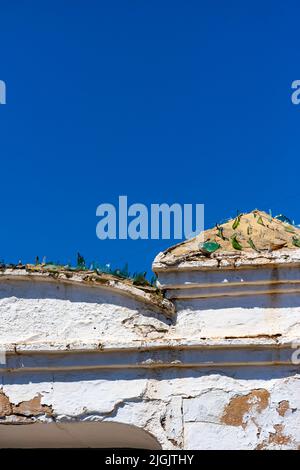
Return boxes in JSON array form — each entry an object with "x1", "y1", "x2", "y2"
[{"x1": 0, "y1": 260, "x2": 299, "y2": 449}]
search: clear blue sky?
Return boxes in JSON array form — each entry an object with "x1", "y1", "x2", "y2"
[{"x1": 0, "y1": 1, "x2": 299, "y2": 275}]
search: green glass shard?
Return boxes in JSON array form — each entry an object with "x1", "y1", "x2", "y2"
[
  {"x1": 257, "y1": 216, "x2": 264, "y2": 226},
  {"x1": 292, "y1": 237, "x2": 300, "y2": 248},
  {"x1": 150, "y1": 275, "x2": 157, "y2": 287},
  {"x1": 77, "y1": 252, "x2": 86, "y2": 268},
  {"x1": 232, "y1": 215, "x2": 241, "y2": 230},
  {"x1": 231, "y1": 235, "x2": 243, "y2": 250},
  {"x1": 216, "y1": 226, "x2": 227, "y2": 240},
  {"x1": 200, "y1": 241, "x2": 221, "y2": 254},
  {"x1": 133, "y1": 271, "x2": 150, "y2": 286},
  {"x1": 114, "y1": 262, "x2": 130, "y2": 279},
  {"x1": 268, "y1": 209, "x2": 272, "y2": 222},
  {"x1": 275, "y1": 214, "x2": 293, "y2": 225},
  {"x1": 247, "y1": 238, "x2": 259, "y2": 252},
  {"x1": 284, "y1": 225, "x2": 295, "y2": 233}
]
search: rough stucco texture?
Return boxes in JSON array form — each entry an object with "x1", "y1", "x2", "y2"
[
  {"x1": 0, "y1": 280, "x2": 172, "y2": 344},
  {"x1": 0, "y1": 368, "x2": 299, "y2": 449},
  {"x1": 1, "y1": 280, "x2": 300, "y2": 344},
  {"x1": 0, "y1": 279, "x2": 300, "y2": 449}
]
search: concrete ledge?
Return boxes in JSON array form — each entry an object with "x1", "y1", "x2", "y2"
[
  {"x1": 0, "y1": 341, "x2": 299, "y2": 371},
  {"x1": 0, "y1": 269, "x2": 175, "y2": 318}
]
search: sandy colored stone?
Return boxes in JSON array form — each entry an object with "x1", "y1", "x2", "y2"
[
  {"x1": 12, "y1": 394, "x2": 53, "y2": 417},
  {"x1": 154, "y1": 210, "x2": 300, "y2": 268},
  {"x1": 0, "y1": 392, "x2": 12, "y2": 416}
]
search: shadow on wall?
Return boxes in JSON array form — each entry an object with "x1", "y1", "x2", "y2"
[
  {"x1": 2, "y1": 364, "x2": 300, "y2": 386},
  {"x1": 0, "y1": 421, "x2": 162, "y2": 449},
  {"x1": 176, "y1": 291, "x2": 300, "y2": 311},
  {"x1": 0, "y1": 279, "x2": 172, "y2": 325}
]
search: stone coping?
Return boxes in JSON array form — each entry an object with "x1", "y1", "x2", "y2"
[{"x1": 0, "y1": 267, "x2": 175, "y2": 318}]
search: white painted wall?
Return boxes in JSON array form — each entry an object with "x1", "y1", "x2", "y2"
[{"x1": 0, "y1": 272, "x2": 299, "y2": 449}]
